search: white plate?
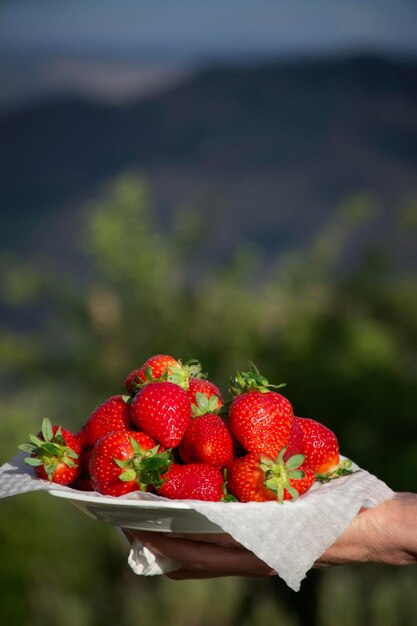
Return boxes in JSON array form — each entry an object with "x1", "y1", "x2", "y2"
[{"x1": 47, "y1": 488, "x2": 224, "y2": 533}]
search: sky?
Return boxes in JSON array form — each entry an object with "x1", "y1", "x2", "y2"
[{"x1": 1, "y1": 0, "x2": 417, "y2": 59}]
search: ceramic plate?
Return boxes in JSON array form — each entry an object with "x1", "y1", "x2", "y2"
[{"x1": 47, "y1": 488, "x2": 223, "y2": 533}]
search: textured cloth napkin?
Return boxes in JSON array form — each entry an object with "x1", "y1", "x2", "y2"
[
  {"x1": 128, "y1": 539, "x2": 180, "y2": 576},
  {"x1": 0, "y1": 453, "x2": 394, "y2": 591}
]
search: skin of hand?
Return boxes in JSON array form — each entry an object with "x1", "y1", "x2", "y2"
[{"x1": 123, "y1": 492, "x2": 417, "y2": 580}]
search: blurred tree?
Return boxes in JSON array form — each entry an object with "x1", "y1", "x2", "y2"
[{"x1": 0, "y1": 174, "x2": 416, "y2": 626}]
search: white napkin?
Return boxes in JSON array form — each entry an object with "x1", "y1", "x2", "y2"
[
  {"x1": 128, "y1": 539, "x2": 180, "y2": 576},
  {"x1": 0, "y1": 453, "x2": 394, "y2": 591},
  {"x1": 114, "y1": 528, "x2": 180, "y2": 575}
]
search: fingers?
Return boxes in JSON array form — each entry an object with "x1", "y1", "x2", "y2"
[
  {"x1": 166, "y1": 532, "x2": 241, "y2": 547},
  {"x1": 317, "y1": 493, "x2": 417, "y2": 567},
  {"x1": 128, "y1": 530, "x2": 275, "y2": 578},
  {"x1": 166, "y1": 568, "x2": 268, "y2": 580},
  {"x1": 167, "y1": 569, "x2": 224, "y2": 580},
  {"x1": 122, "y1": 529, "x2": 239, "y2": 547},
  {"x1": 121, "y1": 528, "x2": 136, "y2": 544}
]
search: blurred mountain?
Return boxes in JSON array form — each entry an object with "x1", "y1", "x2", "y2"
[
  {"x1": 1, "y1": 53, "x2": 416, "y2": 269},
  {"x1": 0, "y1": 53, "x2": 192, "y2": 111}
]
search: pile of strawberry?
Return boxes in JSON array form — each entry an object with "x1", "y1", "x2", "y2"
[{"x1": 19, "y1": 355, "x2": 352, "y2": 503}]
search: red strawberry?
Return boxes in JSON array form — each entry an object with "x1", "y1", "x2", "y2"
[
  {"x1": 89, "y1": 430, "x2": 172, "y2": 497},
  {"x1": 74, "y1": 448, "x2": 94, "y2": 491},
  {"x1": 157, "y1": 463, "x2": 224, "y2": 501},
  {"x1": 229, "y1": 365, "x2": 294, "y2": 457},
  {"x1": 295, "y1": 416, "x2": 352, "y2": 478},
  {"x1": 187, "y1": 377, "x2": 224, "y2": 414},
  {"x1": 75, "y1": 476, "x2": 94, "y2": 491},
  {"x1": 125, "y1": 354, "x2": 187, "y2": 394},
  {"x1": 76, "y1": 426, "x2": 89, "y2": 449},
  {"x1": 130, "y1": 381, "x2": 192, "y2": 448},
  {"x1": 227, "y1": 449, "x2": 316, "y2": 503},
  {"x1": 19, "y1": 418, "x2": 82, "y2": 485},
  {"x1": 83, "y1": 395, "x2": 132, "y2": 447},
  {"x1": 287, "y1": 417, "x2": 304, "y2": 456},
  {"x1": 178, "y1": 413, "x2": 235, "y2": 467}
]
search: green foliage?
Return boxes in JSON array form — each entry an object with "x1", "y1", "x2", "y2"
[{"x1": 1, "y1": 174, "x2": 416, "y2": 625}]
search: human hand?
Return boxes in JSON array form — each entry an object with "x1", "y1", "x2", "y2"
[
  {"x1": 123, "y1": 492, "x2": 417, "y2": 580},
  {"x1": 316, "y1": 491, "x2": 417, "y2": 567}
]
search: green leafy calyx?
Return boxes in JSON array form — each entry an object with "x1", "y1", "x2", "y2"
[
  {"x1": 18, "y1": 417, "x2": 79, "y2": 482},
  {"x1": 183, "y1": 359, "x2": 207, "y2": 380},
  {"x1": 230, "y1": 362, "x2": 286, "y2": 396},
  {"x1": 261, "y1": 447, "x2": 306, "y2": 503},
  {"x1": 191, "y1": 391, "x2": 220, "y2": 417},
  {"x1": 114, "y1": 437, "x2": 173, "y2": 491}
]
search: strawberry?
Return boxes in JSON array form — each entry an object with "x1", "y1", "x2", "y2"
[
  {"x1": 130, "y1": 381, "x2": 192, "y2": 448},
  {"x1": 125, "y1": 354, "x2": 187, "y2": 394},
  {"x1": 228, "y1": 364, "x2": 294, "y2": 457},
  {"x1": 74, "y1": 448, "x2": 94, "y2": 491},
  {"x1": 178, "y1": 411, "x2": 235, "y2": 467},
  {"x1": 295, "y1": 416, "x2": 352, "y2": 479},
  {"x1": 76, "y1": 426, "x2": 89, "y2": 449},
  {"x1": 83, "y1": 395, "x2": 132, "y2": 447},
  {"x1": 187, "y1": 377, "x2": 224, "y2": 414},
  {"x1": 19, "y1": 418, "x2": 82, "y2": 485},
  {"x1": 156, "y1": 463, "x2": 224, "y2": 501},
  {"x1": 227, "y1": 448, "x2": 316, "y2": 503},
  {"x1": 287, "y1": 417, "x2": 304, "y2": 456},
  {"x1": 75, "y1": 475, "x2": 94, "y2": 491},
  {"x1": 89, "y1": 430, "x2": 172, "y2": 497}
]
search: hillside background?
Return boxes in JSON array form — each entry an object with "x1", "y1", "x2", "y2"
[{"x1": 1, "y1": 54, "x2": 416, "y2": 273}]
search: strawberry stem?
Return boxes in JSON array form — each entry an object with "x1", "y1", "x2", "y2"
[
  {"x1": 18, "y1": 418, "x2": 79, "y2": 482},
  {"x1": 114, "y1": 438, "x2": 173, "y2": 491},
  {"x1": 261, "y1": 449, "x2": 306, "y2": 503},
  {"x1": 191, "y1": 392, "x2": 220, "y2": 417},
  {"x1": 229, "y1": 363, "x2": 286, "y2": 396},
  {"x1": 182, "y1": 359, "x2": 207, "y2": 380}
]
